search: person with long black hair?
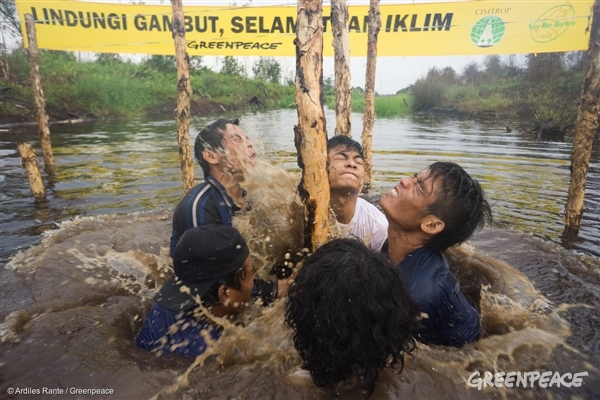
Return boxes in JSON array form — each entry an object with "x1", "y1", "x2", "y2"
[{"x1": 285, "y1": 238, "x2": 420, "y2": 398}]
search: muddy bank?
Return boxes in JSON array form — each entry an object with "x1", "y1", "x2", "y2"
[
  {"x1": 0, "y1": 98, "x2": 255, "y2": 126},
  {"x1": 416, "y1": 106, "x2": 600, "y2": 141}
]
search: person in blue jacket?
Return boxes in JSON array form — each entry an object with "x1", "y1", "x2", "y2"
[
  {"x1": 170, "y1": 118, "x2": 286, "y2": 305},
  {"x1": 135, "y1": 224, "x2": 254, "y2": 357},
  {"x1": 170, "y1": 118, "x2": 256, "y2": 257},
  {"x1": 380, "y1": 162, "x2": 492, "y2": 347}
]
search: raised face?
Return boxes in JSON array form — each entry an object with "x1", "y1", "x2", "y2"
[
  {"x1": 220, "y1": 123, "x2": 257, "y2": 174},
  {"x1": 220, "y1": 255, "x2": 255, "y2": 316},
  {"x1": 327, "y1": 145, "x2": 365, "y2": 194},
  {"x1": 380, "y1": 168, "x2": 440, "y2": 232}
]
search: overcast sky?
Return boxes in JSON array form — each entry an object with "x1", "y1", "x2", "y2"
[{"x1": 203, "y1": 54, "x2": 489, "y2": 94}]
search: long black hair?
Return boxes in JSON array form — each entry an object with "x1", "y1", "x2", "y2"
[{"x1": 285, "y1": 238, "x2": 420, "y2": 398}]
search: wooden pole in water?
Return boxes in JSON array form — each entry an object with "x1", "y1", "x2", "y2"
[
  {"x1": 294, "y1": 0, "x2": 330, "y2": 251},
  {"x1": 361, "y1": 0, "x2": 380, "y2": 193},
  {"x1": 331, "y1": 0, "x2": 352, "y2": 137},
  {"x1": 170, "y1": 0, "x2": 195, "y2": 191},
  {"x1": 25, "y1": 14, "x2": 55, "y2": 176},
  {"x1": 565, "y1": 0, "x2": 600, "y2": 231},
  {"x1": 18, "y1": 143, "x2": 46, "y2": 201}
]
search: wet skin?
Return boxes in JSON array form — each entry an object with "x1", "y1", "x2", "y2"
[
  {"x1": 327, "y1": 146, "x2": 365, "y2": 194},
  {"x1": 380, "y1": 169, "x2": 440, "y2": 232}
]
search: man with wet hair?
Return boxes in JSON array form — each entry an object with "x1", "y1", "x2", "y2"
[
  {"x1": 170, "y1": 118, "x2": 282, "y2": 306},
  {"x1": 170, "y1": 118, "x2": 256, "y2": 257},
  {"x1": 327, "y1": 135, "x2": 388, "y2": 251},
  {"x1": 285, "y1": 238, "x2": 420, "y2": 398},
  {"x1": 380, "y1": 161, "x2": 492, "y2": 347},
  {"x1": 135, "y1": 224, "x2": 254, "y2": 356}
]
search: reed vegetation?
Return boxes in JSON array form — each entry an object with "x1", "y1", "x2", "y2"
[
  {"x1": 409, "y1": 53, "x2": 586, "y2": 131},
  {"x1": 0, "y1": 50, "x2": 295, "y2": 123},
  {"x1": 325, "y1": 91, "x2": 413, "y2": 117}
]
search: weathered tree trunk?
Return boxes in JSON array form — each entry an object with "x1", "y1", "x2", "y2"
[
  {"x1": 1, "y1": 24, "x2": 9, "y2": 80},
  {"x1": 294, "y1": 0, "x2": 330, "y2": 251},
  {"x1": 170, "y1": 0, "x2": 195, "y2": 191},
  {"x1": 18, "y1": 143, "x2": 46, "y2": 201},
  {"x1": 26, "y1": 14, "x2": 55, "y2": 176},
  {"x1": 564, "y1": 0, "x2": 600, "y2": 231},
  {"x1": 331, "y1": 0, "x2": 352, "y2": 137},
  {"x1": 361, "y1": 0, "x2": 380, "y2": 193}
]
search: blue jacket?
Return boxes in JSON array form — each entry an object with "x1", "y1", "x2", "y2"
[
  {"x1": 169, "y1": 175, "x2": 277, "y2": 305},
  {"x1": 170, "y1": 176, "x2": 239, "y2": 257},
  {"x1": 135, "y1": 303, "x2": 221, "y2": 357},
  {"x1": 382, "y1": 242, "x2": 480, "y2": 347}
]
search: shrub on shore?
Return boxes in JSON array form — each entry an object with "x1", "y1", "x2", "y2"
[
  {"x1": 0, "y1": 50, "x2": 295, "y2": 123},
  {"x1": 410, "y1": 53, "x2": 585, "y2": 132}
]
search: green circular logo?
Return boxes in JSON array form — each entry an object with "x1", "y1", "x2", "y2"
[{"x1": 471, "y1": 16, "x2": 505, "y2": 48}]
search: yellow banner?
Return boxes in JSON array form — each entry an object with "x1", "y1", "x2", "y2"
[{"x1": 15, "y1": 0, "x2": 594, "y2": 56}]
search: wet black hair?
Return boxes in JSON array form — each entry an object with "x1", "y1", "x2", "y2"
[
  {"x1": 194, "y1": 118, "x2": 240, "y2": 179},
  {"x1": 327, "y1": 135, "x2": 364, "y2": 159},
  {"x1": 285, "y1": 238, "x2": 420, "y2": 398},
  {"x1": 424, "y1": 162, "x2": 492, "y2": 251},
  {"x1": 200, "y1": 265, "x2": 246, "y2": 308}
]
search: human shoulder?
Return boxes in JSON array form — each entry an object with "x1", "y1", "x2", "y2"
[
  {"x1": 401, "y1": 247, "x2": 448, "y2": 275},
  {"x1": 351, "y1": 198, "x2": 388, "y2": 250},
  {"x1": 399, "y1": 247, "x2": 448, "y2": 298},
  {"x1": 354, "y1": 198, "x2": 388, "y2": 227}
]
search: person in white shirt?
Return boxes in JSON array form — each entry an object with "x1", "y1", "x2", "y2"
[{"x1": 327, "y1": 135, "x2": 388, "y2": 251}]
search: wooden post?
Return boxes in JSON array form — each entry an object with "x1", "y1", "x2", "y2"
[
  {"x1": 170, "y1": 0, "x2": 195, "y2": 191},
  {"x1": 18, "y1": 143, "x2": 46, "y2": 201},
  {"x1": 1, "y1": 22, "x2": 9, "y2": 80},
  {"x1": 25, "y1": 14, "x2": 55, "y2": 176},
  {"x1": 331, "y1": 0, "x2": 352, "y2": 137},
  {"x1": 564, "y1": 0, "x2": 600, "y2": 231},
  {"x1": 361, "y1": 0, "x2": 380, "y2": 193},
  {"x1": 294, "y1": 0, "x2": 330, "y2": 251}
]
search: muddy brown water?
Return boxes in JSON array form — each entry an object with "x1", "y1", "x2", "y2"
[{"x1": 1, "y1": 109, "x2": 599, "y2": 399}]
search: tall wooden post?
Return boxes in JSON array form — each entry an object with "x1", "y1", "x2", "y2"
[
  {"x1": 25, "y1": 14, "x2": 55, "y2": 176},
  {"x1": 331, "y1": 0, "x2": 352, "y2": 137},
  {"x1": 294, "y1": 0, "x2": 330, "y2": 251},
  {"x1": 565, "y1": 0, "x2": 600, "y2": 231},
  {"x1": 1, "y1": 21, "x2": 9, "y2": 80},
  {"x1": 361, "y1": 0, "x2": 380, "y2": 193},
  {"x1": 171, "y1": 0, "x2": 195, "y2": 191},
  {"x1": 18, "y1": 143, "x2": 46, "y2": 202}
]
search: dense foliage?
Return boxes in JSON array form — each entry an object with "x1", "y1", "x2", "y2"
[
  {"x1": 0, "y1": 50, "x2": 295, "y2": 122},
  {"x1": 409, "y1": 52, "x2": 586, "y2": 131}
]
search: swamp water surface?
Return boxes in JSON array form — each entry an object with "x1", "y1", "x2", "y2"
[{"x1": 1, "y1": 109, "x2": 599, "y2": 399}]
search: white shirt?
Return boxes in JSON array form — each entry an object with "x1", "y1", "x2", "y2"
[{"x1": 335, "y1": 197, "x2": 388, "y2": 251}]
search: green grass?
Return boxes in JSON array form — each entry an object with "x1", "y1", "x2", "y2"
[
  {"x1": 325, "y1": 92, "x2": 414, "y2": 117},
  {"x1": 412, "y1": 71, "x2": 584, "y2": 130},
  {"x1": 1, "y1": 50, "x2": 295, "y2": 121}
]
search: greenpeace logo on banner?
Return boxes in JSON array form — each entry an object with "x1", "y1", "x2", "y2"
[{"x1": 529, "y1": 4, "x2": 576, "y2": 43}]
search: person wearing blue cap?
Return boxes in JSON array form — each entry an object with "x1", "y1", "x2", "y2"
[{"x1": 135, "y1": 224, "x2": 254, "y2": 357}]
